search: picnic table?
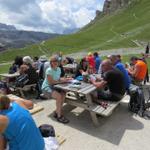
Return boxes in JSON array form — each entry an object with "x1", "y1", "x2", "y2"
[
  {"x1": 0, "y1": 72, "x2": 20, "y2": 83},
  {"x1": 54, "y1": 81, "x2": 121, "y2": 126},
  {"x1": 0, "y1": 72, "x2": 20, "y2": 78}
]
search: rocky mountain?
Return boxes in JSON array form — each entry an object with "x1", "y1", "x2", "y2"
[
  {"x1": 0, "y1": 23, "x2": 60, "y2": 51},
  {"x1": 95, "y1": 0, "x2": 131, "y2": 19},
  {"x1": 103, "y1": 0, "x2": 131, "y2": 14},
  {"x1": 0, "y1": 23, "x2": 16, "y2": 31}
]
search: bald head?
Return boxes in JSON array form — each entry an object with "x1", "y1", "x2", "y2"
[{"x1": 101, "y1": 59, "x2": 113, "y2": 72}]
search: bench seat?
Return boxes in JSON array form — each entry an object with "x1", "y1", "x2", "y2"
[
  {"x1": 65, "y1": 97, "x2": 121, "y2": 117},
  {"x1": 15, "y1": 84, "x2": 37, "y2": 98},
  {"x1": 89, "y1": 100, "x2": 120, "y2": 117}
]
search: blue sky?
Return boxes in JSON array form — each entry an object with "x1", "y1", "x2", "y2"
[{"x1": 0, "y1": 0, "x2": 105, "y2": 33}]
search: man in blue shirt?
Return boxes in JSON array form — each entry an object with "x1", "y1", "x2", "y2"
[{"x1": 110, "y1": 55, "x2": 131, "y2": 90}]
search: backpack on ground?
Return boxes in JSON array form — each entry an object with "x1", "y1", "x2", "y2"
[
  {"x1": 39, "y1": 124, "x2": 55, "y2": 137},
  {"x1": 128, "y1": 84, "x2": 146, "y2": 117}
]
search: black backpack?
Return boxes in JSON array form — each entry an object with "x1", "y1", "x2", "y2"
[
  {"x1": 39, "y1": 124, "x2": 55, "y2": 137},
  {"x1": 15, "y1": 74, "x2": 29, "y2": 87},
  {"x1": 128, "y1": 85, "x2": 145, "y2": 117}
]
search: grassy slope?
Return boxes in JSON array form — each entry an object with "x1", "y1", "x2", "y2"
[{"x1": 0, "y1": 0, "x2": 150, "y2": 63}]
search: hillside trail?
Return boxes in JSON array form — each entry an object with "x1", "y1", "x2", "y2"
[
  {"x1": 0, "y1": 47, "x2": 145, "y2": 66},
  {"x1": 66, "y1": 47, "x2": 145, "y2": 59}
]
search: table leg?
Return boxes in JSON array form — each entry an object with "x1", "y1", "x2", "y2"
[
  {"x1": 90, "y1": 111, "x2": 99, "y2": 126},
  {"x1": 85, "y1": 93, "x2": 99, "y2": 126}
]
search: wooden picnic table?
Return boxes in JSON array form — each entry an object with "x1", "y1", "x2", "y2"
[
  {"x1": 54, "y1": 81, "x2": 99, "y2": 125},
  {"x1": 0, "y1": 72, "x2": 20, "y2": 83},
  {"x1": 0, "y1": 72, "x2": 20, "y2": 78},
  {"x1": 54, "y1": 81, "x2": 122, "y2": 126}
]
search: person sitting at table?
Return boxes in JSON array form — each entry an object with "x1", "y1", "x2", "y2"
[
  {"x1": 110, "y1": 55, "x2": 131, "y2": 90},
  {"x1": 127, "y1": 56, "x2": 147, "y2": 84},
  {"x1": 22, "y1": 56, "x2": 39, "y2": 85},
  {"x1": 64, "y1": 57, "x2": 75, "y2": 64},
  {"x1": 74, "y1": 57, "x2": 88, "y2": 79},
  {"x1": 91, "y1": 59, "x2": 126, "y2": 102},
  {"x1": 9, "y1": 56, "x2": 23, "y2": 74},
  {"x1": 42, "y1": 55, "x2": 72, "y2": 124},
  {"x1": 0, "y1": 94, "x2": 44, "y2": 150}
]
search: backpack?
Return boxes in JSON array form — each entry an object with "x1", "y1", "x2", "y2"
[
  {"x1": 128, "y1": 84, "x2": 145, "y2": 117},
  {"x1": 15, "y1": 74, "x2": 29, "y2": 87},
  {"x1": 39, "y1": 124, "x2": 55, "y2": 137}
]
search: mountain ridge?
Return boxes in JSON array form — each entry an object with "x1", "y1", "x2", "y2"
[{"x1": 0, "y1": 23, "x2": 60, "y2": 51}]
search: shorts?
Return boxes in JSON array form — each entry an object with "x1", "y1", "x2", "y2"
[{"x1": 42, "y1": 87, "x2": 63, "y2": 99}]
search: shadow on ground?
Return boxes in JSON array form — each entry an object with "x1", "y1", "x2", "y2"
[{"x1": 48, "y1": 102, "x2": 144, "y2": 145}]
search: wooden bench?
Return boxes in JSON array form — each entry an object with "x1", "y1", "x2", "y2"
[
  {"x1": 15, "y1": 84, "x2": 37, "y2": 98},
  {"x1": 66, "y1": 94, "x2": 121, "y2": 117}
]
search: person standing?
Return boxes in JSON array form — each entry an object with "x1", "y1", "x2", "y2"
[
  {"x1": 145, "y1": 42, "x2": 149, "y2": 54},
  {"x1": 93, "y1": 52, "x2": 101, "y2": 73}
]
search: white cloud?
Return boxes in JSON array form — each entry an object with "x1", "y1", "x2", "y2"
[{"x1": 0, "y1": 0, "x2": 105, "y2": 33}]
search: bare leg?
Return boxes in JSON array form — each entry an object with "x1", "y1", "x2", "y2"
[
  {"x1": 9, "y1": 96, "x2": 34, "y2": 109},
  {"x1": 51, "y1": 91, "x2": 64, "y2": 117},
  {"x1": 0, "y1": 135, "x2": 7, "y2": 150}
]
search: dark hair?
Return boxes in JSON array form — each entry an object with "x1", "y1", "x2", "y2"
[
  {"x1": 0, "y1": 95, "x2": 10, "y2": 110},
  {"x1": 93, "y1": 52, "x2": 98, "y2": 57},
  {"x1": 14, "y1": 56, "x2": 23, "y2": 67},
  {"x1": 130, "y1": 56, "x2": 139, "y2": 61},
  {"x1": 33, "y1": 56, "x2": 39, "y2": 61},
  {"x1": 39, "y1": 124, "x2": 55, "y2": 137}
]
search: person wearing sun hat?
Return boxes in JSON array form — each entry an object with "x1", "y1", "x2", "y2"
[
  {"x1": 23, "y1": 56, "x2": 33, "y2": 65},
  {"x1": 39, "y1": 55, "x2": 48, "y2": 63}
]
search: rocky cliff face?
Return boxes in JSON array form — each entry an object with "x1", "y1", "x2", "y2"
[
  {"x1": 95, "y1": 0, "x2": 132, "y2": 19},
  {"x1": 103, "y1": 0, "x2": 130, "y2": 15}
]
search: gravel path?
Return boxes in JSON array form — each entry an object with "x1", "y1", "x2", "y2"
[{"x1": 66, "y1": 47, "x2": 145, "y2": 59}]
